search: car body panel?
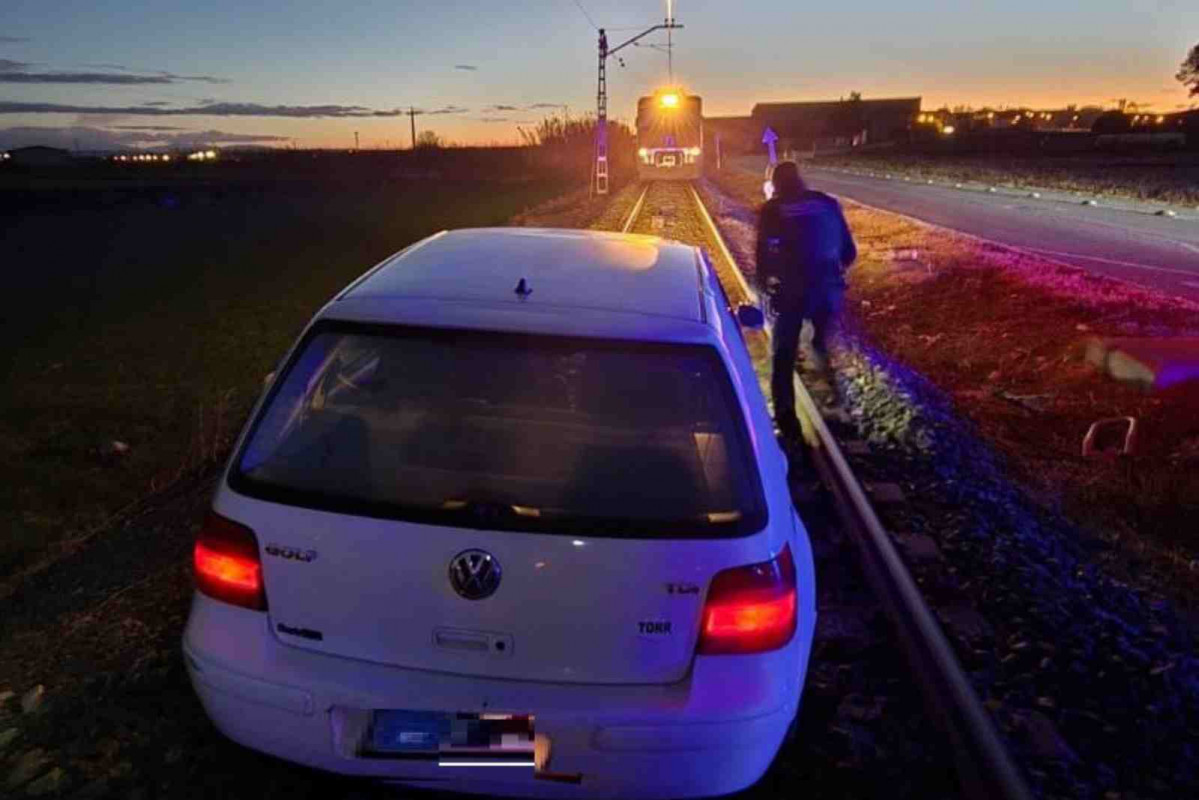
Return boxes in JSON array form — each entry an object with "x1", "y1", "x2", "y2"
[
  {"x1": 184, "y1": 591, "x2": 810, "y2": 799},
  {"x1": 341, "y1": 227, "x2": 706, "y2": 324}
]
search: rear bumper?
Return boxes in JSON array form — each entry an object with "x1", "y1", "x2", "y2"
[{"x1": 183, "y1": 593, "x2": 813, "y2": 799}]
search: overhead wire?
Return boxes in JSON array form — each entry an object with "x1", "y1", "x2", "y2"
[{"x1": 570, "y1": 0, "x2": 599, "y2": 30}]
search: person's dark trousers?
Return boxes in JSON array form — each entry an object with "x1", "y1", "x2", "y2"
[
  {"x1": 771, "y1": 306, "x2": 804, "y2": 439},
  {"x1": 809, "y1": 302, "x2": 834, "y2": 363},
  {"x1": 807, "y1": 292, "x2": 843, "y2": 403}
]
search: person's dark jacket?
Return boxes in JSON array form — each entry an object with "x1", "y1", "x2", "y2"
[{"x1": 756, "y1": 189, "x2": 857, "y2": 306}]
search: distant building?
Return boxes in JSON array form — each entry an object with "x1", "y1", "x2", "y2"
[
  {"x1": 702, "y1": 115, "x2": 759, "y2": 155},
  {"x1": 7, "y1": 145, "x2": 73, "y2": 166},
  {"x1": 750, "y1": 97, "x2": 922, "y2": 151}
]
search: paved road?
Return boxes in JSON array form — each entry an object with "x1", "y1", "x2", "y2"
[{"x1": 799, "y1": 167, "x2": 1199, "y2": 303}]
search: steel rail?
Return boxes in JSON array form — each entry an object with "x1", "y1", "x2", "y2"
[
  {"x1": 621, "y1": 183, "x2": 651, "y2": 233},
  {"x1": 684, "y1": 182, "x2": 1033, "y2": 800}
]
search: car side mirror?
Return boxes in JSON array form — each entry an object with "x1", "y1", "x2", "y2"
[{"x1": 735, "y1": 304, "x2": 765, "y2": 329}]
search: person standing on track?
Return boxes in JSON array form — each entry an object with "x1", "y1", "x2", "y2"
[{"x1": 756, "y1": 160, "x2": 857, "y2": 446}]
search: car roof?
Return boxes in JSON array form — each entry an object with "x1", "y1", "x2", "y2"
[{"x1": 335, "y1": 228, "x2": 707, "y2": 327}]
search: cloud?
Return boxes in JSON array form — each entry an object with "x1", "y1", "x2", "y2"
[
  {"x1": 0, "y1": 37, "x2": 30, "y2": 44},
  {"x1": 454, "y1": 64, "x2": 478, "y2": 71},
  {"x1": 72, "y1": 113, "x2": 126, "y2": 127},
  {"x1": 0, "y1": 125, "x2": 290, "y2": 150},
  {"x1": 164, "y1": 129, "x2": 291, "y2": 144},
  {"x1": 111, "y1": 125, "x2": 188, "y2": 131},
  {"x1": 1, "y1": 71, "x2": 175, "y2": 85},
  {"x1": 526, "y1": 103, "x2": 563, "y2": 110},
  {"x1": 160, "y1": 72, "x2": 230, "y2": 85},
  {"x1": 420, "y1": 105, "x2": 469, "y2": 115},
  {"x1": 0, "y1": 61, "x2": 229, "y2": 85},
  {"x1": 0, "y1": 101, "x2": 407, "y2": 118},
  {"x1": 476, "y1": 117, "x2": 510, "y2": 123},
  {"x1": 485, "y1": 104, "x2": 518, "y2": 112},
  {"x1": 142, "y1": 101, "x2": 171, "y2": 107}
]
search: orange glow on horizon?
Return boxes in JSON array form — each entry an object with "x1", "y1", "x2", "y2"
[{"x1": 212, "y1": 83, "x2": 1194, "y2": 151}]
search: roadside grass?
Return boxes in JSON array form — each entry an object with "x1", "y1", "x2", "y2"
[
  {"x1": 802, "y1": 151, "x2": 1199, "y2": 207},
  {"x1": 710, "y1": 162, "x2": 1199, "y2": 609},
  {"x1": 1, "y1": 178, "x2": 569, "y2": 586}
]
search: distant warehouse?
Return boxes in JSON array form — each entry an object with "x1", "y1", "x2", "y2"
[
  {"x1": 754, "y1": 97, "x2": 921, "y2": 152},
  {"x1": 706, "y1": 97, "x2": 921, "y2": 155}
]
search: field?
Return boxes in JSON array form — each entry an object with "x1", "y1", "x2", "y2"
[
  {"x1": 1, "y1": 167, "x2": 571, "y2": 589},
  {"x1": 807, "y1": 150, "x2": 1199, "y2": 207}
]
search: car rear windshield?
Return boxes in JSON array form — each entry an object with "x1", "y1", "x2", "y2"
[{"x1": 230, "y1": 322, "x2": 767, "y2": 538}]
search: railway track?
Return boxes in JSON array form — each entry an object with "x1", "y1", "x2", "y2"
[{"x1": 611, "y1": 180, "x2": 1032, "y2": 800}]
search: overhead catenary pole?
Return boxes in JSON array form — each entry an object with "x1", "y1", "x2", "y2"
[
  {"x1": 410, "y1": 107, "x2": 418, "y2": 149},
  {"x1": 592, "y1": 12, "x2": 683, "y2": 195},
  {"x1": 594, "y1": 28, "x2": 608, "y2": 196},
  {"x1": 666, "y1": 10, "x2": 673, "y2": 83}
]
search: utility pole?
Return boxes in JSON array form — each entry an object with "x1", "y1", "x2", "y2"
[
  {"x1": 354, "y1": 131, "x2": 359, "y2": 151},
  {"x1": 409, "y1": 107, "x2": 418, "y2": 149},
  {"x1": 592, "y1": 11, "x2": 682, "y2": 195}
]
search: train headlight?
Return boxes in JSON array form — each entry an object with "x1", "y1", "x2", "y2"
[
  {"x1": 660, "y1": 93, "x2": 679, "y2": 109},
  {"x1": 638, "y1": 148, "x2": 648, "y2": 157},
  {"x1": 687, "y1": 147, "x2": 701, "y2": 157}
]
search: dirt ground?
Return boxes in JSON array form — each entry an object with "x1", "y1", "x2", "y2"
[
  {"x1": 507, "y1": 180, "x2": 643, "y2": 231},
  {"x1": 711, "y1": 165, "x2": 1199, "y2": 612}
]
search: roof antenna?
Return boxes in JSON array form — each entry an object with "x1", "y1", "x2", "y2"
[{"x1": 514, "y1": 277, "x2": 532, "y2": 299}]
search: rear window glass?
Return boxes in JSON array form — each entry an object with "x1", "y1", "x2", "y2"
[{"x1": 231, "y1": 323, "x2": 766, "y2": 538}]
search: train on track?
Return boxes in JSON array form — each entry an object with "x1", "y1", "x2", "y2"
[{"x1": 636, "y1": 87, "x2": 703, "y2": 181}]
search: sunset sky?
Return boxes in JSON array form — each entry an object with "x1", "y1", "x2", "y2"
[{"x1": 1, "y1": 0, "x2": 1195, "y2": 150}]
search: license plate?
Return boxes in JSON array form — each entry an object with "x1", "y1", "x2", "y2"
[{"x1": 366, "y1": 711, "x2": 535, "y2": 765}]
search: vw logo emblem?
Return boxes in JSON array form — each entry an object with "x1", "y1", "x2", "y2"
[{"x1": 448, "y1": 549, "x2": 501, "y2": 600}]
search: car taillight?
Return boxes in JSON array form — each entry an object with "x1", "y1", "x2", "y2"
[
  {"x1": 698, "y1": 543, "x2": 796, "y2": 655},
  {"x1": 193, "y1": 511, "x2": 267, "y2": 611}
]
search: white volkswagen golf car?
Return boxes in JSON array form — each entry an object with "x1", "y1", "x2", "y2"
[{"x1": 183, "y1": 227, "x2": 816, "y2": 798}]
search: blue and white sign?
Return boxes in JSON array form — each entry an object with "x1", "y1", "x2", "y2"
[{"x1": 762, "y1": 126, "x2": 779, "y2": 165}]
